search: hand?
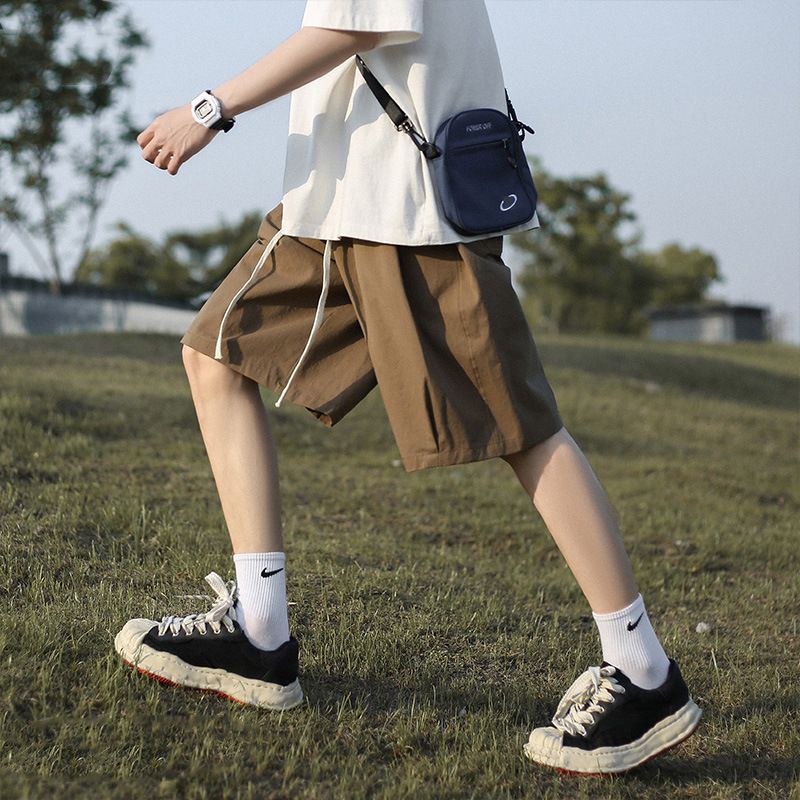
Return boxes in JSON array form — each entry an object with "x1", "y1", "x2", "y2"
[{"x1": 136, "y1": 104, "x2": 219, "y2": 176}]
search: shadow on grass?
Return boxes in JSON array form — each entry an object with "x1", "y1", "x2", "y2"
[
  {"x1": 538, "y1": 340, "x2": 799, "y2": 411},
  {"x1": 567, "y1": 430, "x2": 689, "y2": 460},
  {"x1": 1, "y1": 331, "x2": 184, "y2": 365},
  {"x1": 8, "y1": 333, "x2": 797, "y2": 412},
  {"x1": 644, "y1": 751, "x2": 799, "y2": 785},
  {"x1": 303, "y1": 669, "x2": 799, "y2": 786},
  {"x1": 301, "y1": 665, "x2": 548, "y2": 724}
]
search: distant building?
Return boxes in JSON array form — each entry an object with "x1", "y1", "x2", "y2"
[
  {"x1": 646, "y1": 303, "x2": 769, "y2": 343},
  {"x1": 0, "y1": 265, "x2": 198, "y2": 337}
]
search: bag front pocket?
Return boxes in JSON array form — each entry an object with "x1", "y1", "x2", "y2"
[{"x1": 443, "y1": 138, "x2": 535, "y2": 234}]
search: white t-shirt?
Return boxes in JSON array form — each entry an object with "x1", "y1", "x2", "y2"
[{"x1": 279, "y1": 0, "x2": 540, "y2": 246}]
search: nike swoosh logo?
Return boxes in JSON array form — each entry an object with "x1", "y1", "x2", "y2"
[
  {"x1": 260, "y1": 567, "x2": 284, "y2": 578},
  {"x1": 627, "y1": 612, "x2": 644, "y2": 631}
]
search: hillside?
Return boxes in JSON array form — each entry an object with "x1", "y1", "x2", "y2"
[{"x1": 1, "y1": 332, "x2": 798, "y2": 799}]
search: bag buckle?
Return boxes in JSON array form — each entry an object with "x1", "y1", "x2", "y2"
[{"x1": 397, "y1": 117, "x2": 441, "y2": 159}]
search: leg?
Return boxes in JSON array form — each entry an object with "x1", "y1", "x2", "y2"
[
  {"x1": 180, "y1": 343, "x2": 290, "y2": 652},
  {"x1": 181, "y1": 343, "x2": 283, "y2": 553},
  {"x1": 505, "y1": 428, "x2": 702, "y2": 773},
  {"x1": 500, "y1": 426, "x2": 638, "y2": 613},
  {"x1": 501, "y1": 425, "x2": 668, "y2": 685},
  {"x1": 112, "y1": 345, "x2": 300, "y2": 707}
]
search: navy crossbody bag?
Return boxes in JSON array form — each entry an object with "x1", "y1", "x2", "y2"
[{"x1": 355, "y1": 54, "x2": 538, "y2": 237}]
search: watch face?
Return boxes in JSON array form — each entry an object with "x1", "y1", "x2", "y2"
[{"x1": 196, "y1": 100, "x2": 213, "y2": 120}]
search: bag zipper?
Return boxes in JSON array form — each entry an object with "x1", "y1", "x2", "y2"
[{"x1": 450, "y1": 136, "x2": 517, "y2": 169}]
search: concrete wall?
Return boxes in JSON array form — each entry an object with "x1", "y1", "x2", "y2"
[
  {"x1": 733, "y1": 313, "x2": 768, "y2": 341},
  {"x1": 0, "y1": 289, "x2": 197, "y2": 336},
  {"x1": 649, "y1": 309, "x2": 768, "y2": 343},
  {"x1": 650, "y1": 313, "x2": 735, "y2": 343}
]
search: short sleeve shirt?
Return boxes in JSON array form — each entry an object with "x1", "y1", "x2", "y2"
[{"x1": 279, "y1": 0, "x2": 540, "y2": 246}]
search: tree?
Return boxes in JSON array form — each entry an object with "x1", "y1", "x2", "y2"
[
  {"x1": 640, "y1": 242, "x2": 721, "y2": 307},
  {"x1": 0, "y1": 2, "x2": 147, "y2": 293},
  {"x1": 510, "y1": 158, "x2": 657, "y2": 335},
  {"x1": 74, "y1": 212, "x2": 265, "y2": 301},
  {"x1": 162, "y1": 211, "x2": 266, "y2": 292},
  {"x1": 510, "y1": 158, "x2": 722, "y2": 335},
  {"x1": 73, "y1": 221, "x2": 189, "y2": 299}
]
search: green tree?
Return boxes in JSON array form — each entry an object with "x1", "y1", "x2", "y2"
[
  {"x1": 74, "y1": 221, "x2": 190, "y2": 300},
  {"x1": 510, "y1": 158, "x2": 657, "y2": 335},
  {"x1": 74, "y1": 212, "x2": 265, "y2": 301},
  {"x1": 641, "y1": 242, "x2": 722, "y2": 307},
  {"x1": 163, "y1": 211, "x2": 265, "y2": 291},
  {"x1": 0, "y1": 2, "x2": 147, "y2": 293}
]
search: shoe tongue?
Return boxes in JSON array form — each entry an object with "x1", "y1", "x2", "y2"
[
  {"x1": 599, "y1": 661, "x2": 636, "y2": 688},
  {"x1": 600, "y1": 660, "x2": 627, "y2": 677}
]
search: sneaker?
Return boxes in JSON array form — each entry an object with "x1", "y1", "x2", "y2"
[
  {"x1": 114, "y1": 572, "x2": 304, "y2": 710},
  {"x1": 523, "y1": 658, "x2": 702, "y2": 775}
]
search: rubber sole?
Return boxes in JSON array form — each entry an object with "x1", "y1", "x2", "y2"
[
  {"x1": 523, "y1": 698, "x2": 703, "y2": 775},
  {"x1": 114, "y1": 629, "x2": 304, "y2": 711}
]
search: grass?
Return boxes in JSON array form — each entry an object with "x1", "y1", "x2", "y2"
[{"x1": 0, "y1": 331, "x2": 798, "y2": 800}]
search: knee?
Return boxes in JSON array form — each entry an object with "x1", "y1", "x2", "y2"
[
  {"x1": 499, "y1": 426, "x2": 569, "y2": 468},
  {"x1": 181, "y1": 343, "x2": 247, "y2": 393},
  {"x1": 181, "y1": 342, "x2": 209, "y2": 382}
]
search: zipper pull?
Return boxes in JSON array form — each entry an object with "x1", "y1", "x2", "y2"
[{"x1": 503, "y1": 138, "x2": 517, "y2": 169}]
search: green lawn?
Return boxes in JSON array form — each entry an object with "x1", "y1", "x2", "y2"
[{"x1": 1, "y1": 332, "x2": 798, "y2": 800}]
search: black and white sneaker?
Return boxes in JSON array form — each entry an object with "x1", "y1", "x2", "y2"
[
  {"x1": 114, "y1": 572, "x2": 304, "y2": 710},
  {"x1": 523, "y1": 658, "x2": 702, "y2": 775}
]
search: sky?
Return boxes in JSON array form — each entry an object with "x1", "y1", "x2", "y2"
[{"x1": 3, "y1": 0, "x2": 799, "y2": 342}]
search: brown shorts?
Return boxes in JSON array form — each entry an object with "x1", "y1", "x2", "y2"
[{"x1": 180, "y1": 202, "x2": 563, "y2": 472}]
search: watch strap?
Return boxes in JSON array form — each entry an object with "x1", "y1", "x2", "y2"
[
  {"x1": 205, "y1": 89, "x2": 235, "y2": 132},
  {"x1": 210, "y1": 115, "x2": 235, "y2": 132}
]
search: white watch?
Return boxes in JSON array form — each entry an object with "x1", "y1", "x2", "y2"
[{"x1": 190, "y1": 89, "x2": 235, "y2": 132}]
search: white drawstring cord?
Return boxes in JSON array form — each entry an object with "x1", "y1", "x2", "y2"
[
  {"x1": 214, "y1": 227, "x2": 286, "y2": 360},
  {"x1": 275, "y1": 238, "x2": 331, "y2": 408},
  {"x1": 212, "y1": 228, "x2": 332, "y2": 410}
]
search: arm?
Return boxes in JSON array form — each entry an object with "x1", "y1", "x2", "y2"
[{"x1": 137, "y1": 27, "x2": 383, "y2": 176}]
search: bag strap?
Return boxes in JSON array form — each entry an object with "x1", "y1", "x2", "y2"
[
  {"x1": 354, "y1": 54, "x2": 441, "y2": 159},
  {"x1": 354, "y1": 54, "x2": 534, "y2": 157},
  {"x1": 505, "y1": 89, "x2": 535, "y2": 141}
]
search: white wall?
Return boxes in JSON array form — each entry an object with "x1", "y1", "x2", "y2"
[
  {"x1": 650, "y1": 313, "x2": 735, "y2": 343},
  {"x1": 0, "y1": 289, "x2": 197, "y2": 336}
]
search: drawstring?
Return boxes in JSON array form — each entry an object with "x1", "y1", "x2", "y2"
[
  {"x1": 213, "y1": 229, "x2": 332, "y2": 409},
  {"x1": 275, "y1": 238, "x2": 332, "y2": 407},
  {"x1": 214, "y1": 227, "x2": 285, "y2": 361}
]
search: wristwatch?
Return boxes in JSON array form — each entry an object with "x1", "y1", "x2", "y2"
[{"x1": 190, "y1": 89, "x2": 236, "y2": 132}]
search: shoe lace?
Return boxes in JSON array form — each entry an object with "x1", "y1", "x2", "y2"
[
  {"x1": 551, "y1": 664, "x2": 626, "y2": 737},
  {"x1": 157, "y1": 572, "x2": 239, "y2": 637}
]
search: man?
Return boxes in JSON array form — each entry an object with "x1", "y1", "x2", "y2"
[{"x1": 115, "y1": 0, "x2": 701, "y2": 775}]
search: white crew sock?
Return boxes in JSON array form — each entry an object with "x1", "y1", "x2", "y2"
[
  {"x1": 592, "y1": 593, "x2": 671, "y2": 690},
  {"x1": 233, "y1": 552, "x2": 290, "y2": 651}
]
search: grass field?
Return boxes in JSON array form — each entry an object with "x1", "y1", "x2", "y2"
[{"x1": 0, "y1": 331, "x2": 798, "y2": 800}]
